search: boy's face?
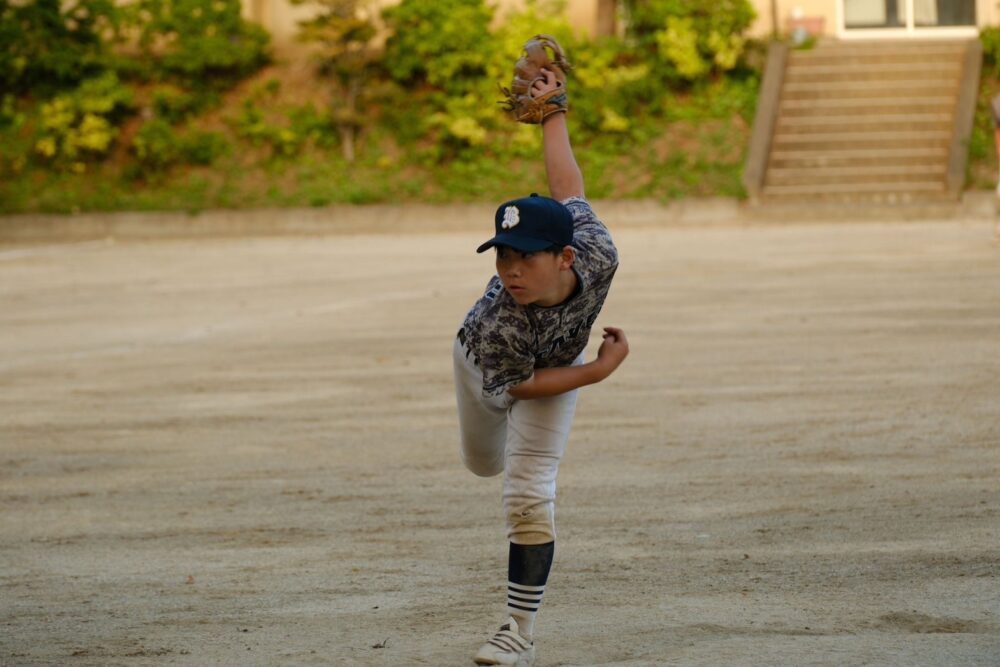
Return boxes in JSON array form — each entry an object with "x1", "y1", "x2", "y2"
[{"x1": 495, "y1": 245, "x2": 575, "y2": 307}]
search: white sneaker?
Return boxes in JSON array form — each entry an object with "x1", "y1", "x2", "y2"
[{"x1": 473, "y1": 617, "x2": 535, "y2": 666}]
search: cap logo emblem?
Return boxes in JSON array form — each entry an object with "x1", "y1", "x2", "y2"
[{"x1": 501, "y1": 206, "x2": 520, "y2": 230}]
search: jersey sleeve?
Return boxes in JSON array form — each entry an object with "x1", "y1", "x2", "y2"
[{"x1": 561, "y1": 196, "x2": 618, "y2": 276}]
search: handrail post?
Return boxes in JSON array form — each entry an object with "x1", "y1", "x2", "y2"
[{"x1": 743, "y1": 41, "x2": 789, "y2": 202}]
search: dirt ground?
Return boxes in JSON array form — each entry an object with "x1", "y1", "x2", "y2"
[{"x1": 1, "y1": 213, "x2": 999, "y2": 666}]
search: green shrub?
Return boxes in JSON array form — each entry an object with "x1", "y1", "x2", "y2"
[
  {"x1": 230, "y1": 98, "x2": 318, "y2": 158},
  {"x1": 380, "y1": 0, "x2": 580, "y2": 158},
  {"x1": 0, "y1": 94, "x2": 25, "y2": 131},
  {"x1": 288, "y1": 104, "x2": 338, "y2": 148},
  {"x1": 181, "y1": 130, "x2": 230, "y2": 165},
  {"x1": 132, "y1": 118, "x2": 181, "y2": 171},
  {"x1": 270, "y1": 127, "x2": 306, "y2": 157},
  {"x1": 982, "y1": 27, "x2": 1000, "y2": 78},
  {"x1": 293, "y1": 0, "x2": 381, "y2": 162},
  {"x1": 382, "y1": 0, "x2": 494, "y2": 94},
  {"x1": 0, "y1": 0, "x2": 125, "y2": 95},
  {"x1": 132, "y1": 121, "x2": 230, "y2": 172},
  {"x1": 33, "y1": 72, "x2": 134, "y2": 172},
  {"x1": 231, "y1": 99, "x2": 273, "y2": 146},
  {"x1": 569, "y1": 37, "x2": 651, "y2": 135},
  {"x1": 293, "y1": 0, "x2": 377, "y2": 80},
  {"x1": 152, "y1": 86, "x2": 202, "y2": 124},
  {"x1": 623, "y1": 0, "x2": 757, "y2": 83},
  {"x1": 0, "y1": 95, "x2": 31, "y2": 176},
  {"x1": 129, "y1": 0, "x2": 271, "y2": 90}
]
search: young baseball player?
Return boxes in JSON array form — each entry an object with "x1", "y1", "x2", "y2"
[{"x1": 453, "y1": 67, "x2": 628, "y2": 666}]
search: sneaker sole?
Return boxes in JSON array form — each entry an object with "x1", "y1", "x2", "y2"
[{"x1": 472, "y1": 650, "x2": 535, "y2": 667}]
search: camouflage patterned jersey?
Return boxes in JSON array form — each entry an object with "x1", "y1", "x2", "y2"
[{"x1": 459, "y1": 197, "x2": 619, "y2": 398}]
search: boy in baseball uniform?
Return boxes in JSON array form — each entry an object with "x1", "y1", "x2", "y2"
[{"x1": 453, "y1": 69, "x2": 629, "y2": 666}]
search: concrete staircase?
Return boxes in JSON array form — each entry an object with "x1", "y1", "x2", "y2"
[{"x1": 744, "y1": 39, "x2": 982, "y2": 216}]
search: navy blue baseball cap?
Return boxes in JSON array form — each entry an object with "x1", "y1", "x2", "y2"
[{"x1": 476, "y1": 193, "x2": 573, "y2": 254}]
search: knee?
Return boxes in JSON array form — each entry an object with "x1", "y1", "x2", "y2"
[
  {"x1": 463, "y1": 454, "x2": 503, "y2": 478},
  {"x1": 506, "y1": 500, "x2": 555, "y2": 544}
]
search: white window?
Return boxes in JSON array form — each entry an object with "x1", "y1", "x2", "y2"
[{"x1": 840, "y1": 0, "x2": 977, "y2": 37}]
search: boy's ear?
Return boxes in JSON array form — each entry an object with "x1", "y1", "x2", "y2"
[{"x1": 559, "y1": 245, "x2": 576, "y2": 269}]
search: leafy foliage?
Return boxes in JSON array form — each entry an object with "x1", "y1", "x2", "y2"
[
  {"x1": 228, "y1": 87, "x2": 337, "y2": 160},
  {"x1": 1, "y1": 0, "x2": 270, "y2": 95},
  {"x1": 382, "y1": 0, "x2": 494, "y2": 94},
  {"x1": 379, "y1": 0, "x2": 577, "y2": 157},
  {"x1": 132, "y1": 119, "x2": 230, "y2": 172},
  {"x1": 33, "y1": 72, "x2": 134, "y2": 172},
  {"x1": 0, "y1": 94, "x2": 25, "y2": 131},
  {"x1": 131, "y1": 118, "x2": 181, "y2": 170},
  {"x1": 2, "y1": 0, "x2": 769, "y2": 208},
  {"x1": 293, "y1": 0, "x2": 377, "y2": 79},
  {"x1": 291, "y1": 0, "x2": 380, "y2": 161},
  {"x1": 0, "y1": 0, "x2": 125, "y2": 94},
  {"x1": 623, "y1": 0, "x2": 757, "y2": 82},
  {"x1": 181, "y1": 130, "x2": 230, "y2": 165},
  {"x1": 151, "y1": 85, "x2": 212, "y2": 124},
  {"x1": 981, "y1": 26, "x2": 1000, "y2": 78},
  {"x1": 127, "y1": 0, "x2": 271, "y2": 89}
]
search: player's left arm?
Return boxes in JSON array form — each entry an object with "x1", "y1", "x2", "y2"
[{"x1": 508, "y1": 327, "x2": 628, "y2": 400}]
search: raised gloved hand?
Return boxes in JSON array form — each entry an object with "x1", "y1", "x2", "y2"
[{"x1": 500, "y1": 34, "x2": 571, "y2": 124}]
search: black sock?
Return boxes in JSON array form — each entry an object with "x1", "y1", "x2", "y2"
[{"x1": 506, "y1": 541, "x2": 554, "y2": 639}]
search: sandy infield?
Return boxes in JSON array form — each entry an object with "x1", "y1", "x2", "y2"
[{"x1": 1, "y1": 215, "x2": 999, "y2": 666}]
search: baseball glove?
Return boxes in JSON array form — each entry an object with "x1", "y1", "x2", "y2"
[{"x1": 500, "y1": 34, "x2": 571, "y2": 124}]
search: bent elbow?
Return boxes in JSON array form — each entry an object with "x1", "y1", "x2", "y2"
[{"x1": 507, "y1": 373, "x2": 541, "y2": 401}]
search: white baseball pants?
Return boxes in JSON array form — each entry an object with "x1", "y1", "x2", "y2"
[{"x1": 453, "y1": 336, "x2": 581, "y2": 545}]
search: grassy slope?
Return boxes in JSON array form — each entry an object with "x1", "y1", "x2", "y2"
[{"x1": 2, "y1": 53, "x2": 997, "y2": 215}]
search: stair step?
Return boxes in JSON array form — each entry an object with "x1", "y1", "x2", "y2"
[
  {"x1": 769, "y1": 158, "x2": 944, "y2": 170},
  {"x1": 769, "y1": 147, "x2": 948, "y2": 168},
  {"x1": 783, "y1": 79, "x2": 959, "y2": 94},
  {"x1": 762, "y1": 181, "x2": 947, "y2": 196},
  {"x1": 788, "y1": 50, "x2": 965, "y2": 66},
  {"x1": 791, "y1": 41, "x2": 969, "y2": 58},
  {"x1": 775, "y1": 113, "x2": 952, "y2": 134},
  {"x1": 766, "y1": 180, "x2": 948, "y2": 189},
  {"x1": 765, "y1": 176, "x2": 946, "y2": 188},
  {"x1": 758, "y1": 194, "x2": 956, "y2": 208},
  {"x1": 787, "y1": 62, "x2": 960, "y2": 74},
  {"x1": 771, "y1": 131, "x2": 951, "y2": 152},
  {"x1": 766, "y1": 167, "x2": 945, "y2": 187},
  {"x1": 788, "y1": 52, "x2": 966, "y2": 67},
  {"x1": 770, "y1": 146, "x2": 948, "y2": 159},
  {"x1": 784, "y1": 62, "x2": 960, "y2": 83},
  {"x1": 772, "y1": 141, "x2": 951, "y2": 153},
  {"x1": 780, "y1": 96, "x2": 955, "y2": 115},
  {"x1": 782, "y1": 86, "x2": 959, "y2": 102}
]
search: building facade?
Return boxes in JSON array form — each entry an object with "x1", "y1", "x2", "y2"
[{"x1": 751, "y1": 0, "x2": 997, "y2": 39}]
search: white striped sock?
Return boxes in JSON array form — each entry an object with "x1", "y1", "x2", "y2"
[{"x1": 506, "y1": 581, "x2": 545, "y2": 639}]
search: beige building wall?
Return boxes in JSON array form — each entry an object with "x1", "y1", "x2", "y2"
[
  {"x1": 749, "y1": 0, "x2": 997, "y2": 38},
  {"x1": 749, "y1": 0, "x2": 835, "y2": 38}
]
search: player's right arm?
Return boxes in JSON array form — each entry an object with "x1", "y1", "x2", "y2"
[{"x1": 507, "y1": 327, "x2": 628, "y2": 400}]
